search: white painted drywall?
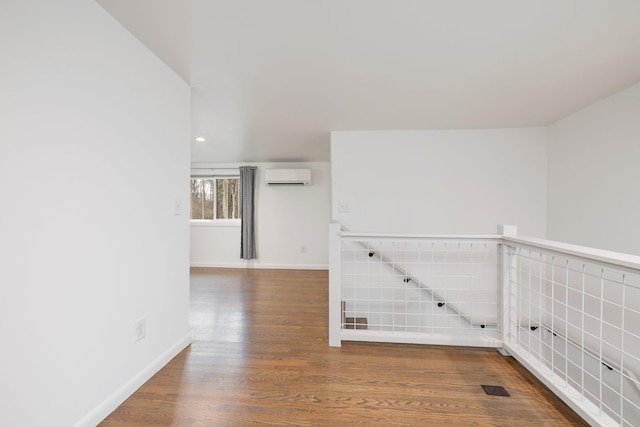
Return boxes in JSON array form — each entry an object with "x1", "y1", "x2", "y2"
[
  {"x1": 331, "y1": 129, "x2": 548, "y2": 236},
  {"x1": 548, "y1": 81, "x2": 640, "y2": 255},
  {"x1": 546, "y1": 83, "x2": 640, "y2": 405},
  {"x1": 0, "y1": 2, "x2": 191, "y2": 426},
  {"x1": 190, "y1": 162, "x2": 331, "y2": 269}
]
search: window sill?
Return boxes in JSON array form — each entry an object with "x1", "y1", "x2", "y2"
[{"x1": 190, "y1": 220, "x2": 241, "y2": 227}]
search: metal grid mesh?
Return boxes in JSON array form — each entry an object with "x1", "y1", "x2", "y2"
[
  {"x1": 509, "y1": 247, "x2": 640, "y2": 427},
  {"x1": 341, "y1": 238, "x2": 500, "y2": 342}
]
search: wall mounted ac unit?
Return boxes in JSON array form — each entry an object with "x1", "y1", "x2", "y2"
[{"x1": 265, "y1": 168, "x2": 312, "y2": 185}]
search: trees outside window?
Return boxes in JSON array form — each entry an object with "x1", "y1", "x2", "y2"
[{"x1": 190, "y1": 177, "x2": 240, "y2": 220}]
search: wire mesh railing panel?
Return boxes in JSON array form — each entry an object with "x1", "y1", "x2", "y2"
[
  {"x1": 507, "y1": 245, "x2": 640, "y2": 427},
  {"x1": 341, "y1": 238, "x2": 500, "y2": 344},
  {"x1": 330, "y1": 226, "x2": 640, "y2": 426}
]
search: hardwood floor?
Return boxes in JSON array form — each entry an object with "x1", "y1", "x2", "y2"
[{"x1": 101, "y1": 268, "x2": 588, "y2": 426}]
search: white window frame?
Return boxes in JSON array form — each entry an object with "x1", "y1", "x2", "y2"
[{"x1": 190, "y1": 175, "x2": 241, "y2": 226}]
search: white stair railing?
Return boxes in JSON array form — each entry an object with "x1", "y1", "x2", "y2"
[
  {"x1": 501, "y1": 235, "x2": 640, "y2": 427},
  {"x1": 329, "y1": 223, "x2": 640, "y2": 427},
  {"x1": 330, "y1": 224, "x2": 502, "y2": 348},
  {"x1": 358, "y1": 241, "x2": 492, "y2": 329}
]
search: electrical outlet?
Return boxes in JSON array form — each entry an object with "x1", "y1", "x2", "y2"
[
  {"x1": 136, "y1": 317, "x2": 146, "y2": 342},
  {"x1": 300, "y1": 246, "x2": 307, "y2": 254},
  {"x1": 338, "y1": 200, "x2": 351, "y2": 213}
]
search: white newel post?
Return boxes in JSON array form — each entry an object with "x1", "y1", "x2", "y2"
[
  {"x1": 328, "y1": 222, "x2": 342, "y2": 347},
  {"x1": 498, "y1": 225, "x2": 517, "y2": 355}
]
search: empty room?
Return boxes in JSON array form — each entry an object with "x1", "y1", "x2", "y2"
[{"x1": 2, "y1": 1, "x2": 639, "y2": 426}]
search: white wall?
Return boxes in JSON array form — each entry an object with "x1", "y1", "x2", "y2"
[
  {"x1": 190, "y1": 162, "x2": 331, "y2": 269},
  {"x1": 0, "y1": 2, "x2": 191, "y2": 426},
  {"x1": 548, "y1": 82, "x2": 640, "y2": 255},
  {"x1": 331, "y1": 129, "x2": 548, "y2": 236}
]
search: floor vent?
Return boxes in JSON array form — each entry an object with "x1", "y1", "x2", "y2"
[
  {"x1": 481, "y1": 385, "x2": 510, "y2": 397},
  {"x1": 344, "y1": 317, "x2": 368, "y2": 330}
]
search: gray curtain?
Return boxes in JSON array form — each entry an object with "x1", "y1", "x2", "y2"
[{"x1": 240, "y1": 166, "x2": 257, "y2": 259}]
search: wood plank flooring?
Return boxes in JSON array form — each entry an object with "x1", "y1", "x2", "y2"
[{"x1": 100, "y1": 268, "x2": 588, "y2": 426}]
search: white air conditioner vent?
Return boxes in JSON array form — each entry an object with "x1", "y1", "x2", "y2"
[{"x1": 265, "y1": 168, "x2": 312, "y2": 185}]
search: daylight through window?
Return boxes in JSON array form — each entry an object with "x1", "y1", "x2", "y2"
[{"x1": 190, "y1": 177, "x2": 240, "y2": 220}]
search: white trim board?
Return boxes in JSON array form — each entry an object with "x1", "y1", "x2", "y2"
[
  {"x1": 74, "y1": 334, "x2": 192, "y2": 427},
  {"x1": 190, "y1": 262, "x2": 329, "y2": 271}
]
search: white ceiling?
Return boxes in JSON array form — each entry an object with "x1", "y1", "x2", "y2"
[{"x1": 96, "y1": 0, "x2": 640, "y2": 163}]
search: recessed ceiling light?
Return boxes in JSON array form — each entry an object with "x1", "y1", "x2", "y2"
[{"x1": 195, "y1": 136, "x2": 206, "y2": 143}]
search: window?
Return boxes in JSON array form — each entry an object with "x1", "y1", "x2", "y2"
[{"x1": 190, "y1": 177, "x2": 240, "y2": 221}]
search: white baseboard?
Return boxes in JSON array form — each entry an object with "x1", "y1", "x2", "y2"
[
  {"x1": 74, "y1": 333, "x2": 192, "y2": 427},
  {"x1": 190, "y1": 261, "x2": 328, "y2": 270}
]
